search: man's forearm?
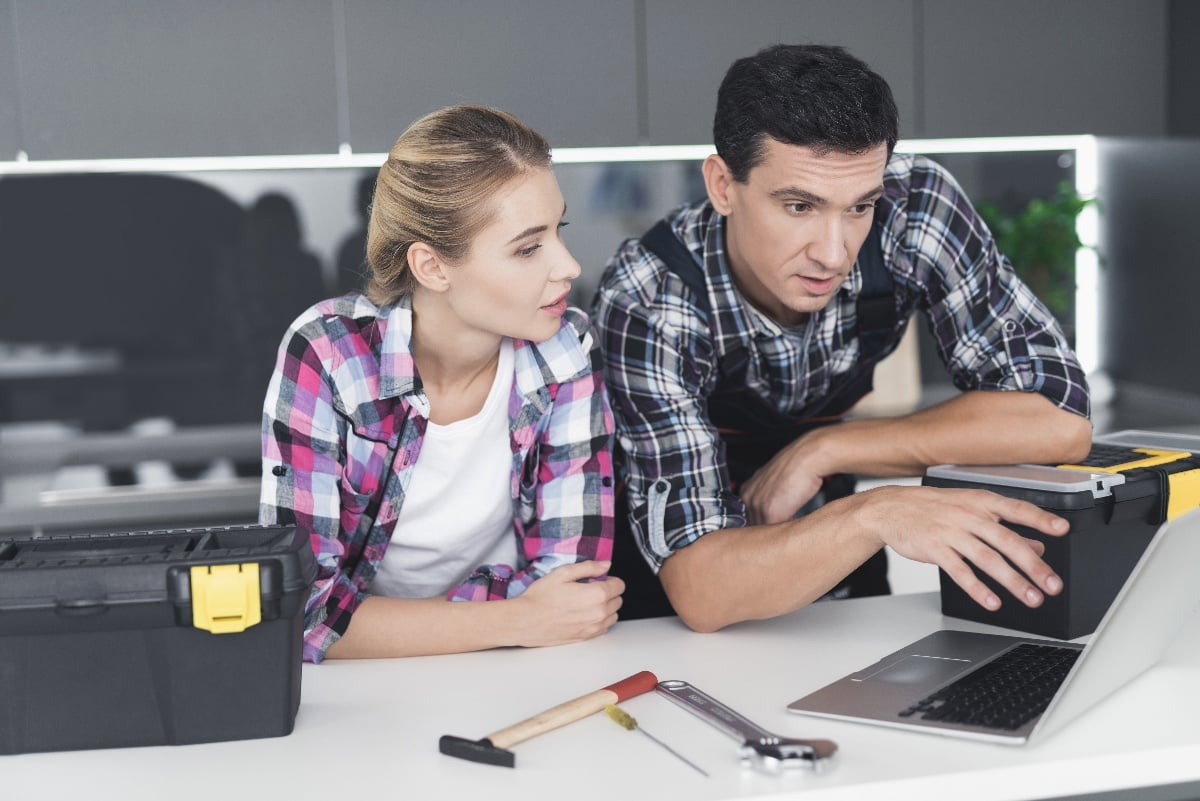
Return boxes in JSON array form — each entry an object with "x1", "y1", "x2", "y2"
[
  {"x1": 809, "y1": 390, "x2": 1091, "y2": 478},
  {"x1": 658, "y1": 497, "x2": 883, "y2": 632}
]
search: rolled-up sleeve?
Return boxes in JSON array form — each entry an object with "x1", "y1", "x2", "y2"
[{"x1": 593, "y1": 251, "x2": 745, "y2": 571}]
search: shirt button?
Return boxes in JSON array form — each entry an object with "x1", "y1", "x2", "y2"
[
  {"x1": 271, "y1": 465, "x2": 287, "y2": 476},
  {"x1": 602, "y1": 476, "x2": 613, "y2": 487}
]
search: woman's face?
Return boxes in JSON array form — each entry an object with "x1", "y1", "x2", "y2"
[{"x1": 442, "y1": 167, "x2": 580, "y2": 344}]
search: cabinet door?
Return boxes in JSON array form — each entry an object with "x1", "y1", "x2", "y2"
[
  {"x1": 643, "y1": 0, "x2": 917, "y2": 145},
  {"x1": 344, "y1": 0, "x2": 640, "y2": 151},
  {"x1": 13, "y1": 0, "x2": 339, "y2": 159},
  {"x1": 0, "y1": 0, "x2": 19, "y2": 159},
  {"x1": 922, "y1": 0, "x2": 1167, "y2": 137}
]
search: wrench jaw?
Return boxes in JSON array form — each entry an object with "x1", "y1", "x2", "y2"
[{"x1": 738, "y1": 739, "x2": 838, "y2": 773}]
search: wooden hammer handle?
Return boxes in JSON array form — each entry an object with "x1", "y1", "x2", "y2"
[{"x1": 487, "y1": 670, "x2": 658, "y2": 750}]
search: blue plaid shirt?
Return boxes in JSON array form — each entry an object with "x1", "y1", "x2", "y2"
[{"x1": 592, "y1": 154, "x2": 1090, "y2": 570}]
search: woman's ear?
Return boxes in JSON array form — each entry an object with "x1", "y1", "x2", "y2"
[
  {"x1": 702, "y1": 154, "x2": 735, "y2": 216},
  {"x1": 407, "y1": 242, "x2": 450, "y2": 293}
]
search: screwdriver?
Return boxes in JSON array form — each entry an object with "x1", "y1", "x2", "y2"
[{"x1": 605, "y1": 704, "x2": 709, "y2": 777}]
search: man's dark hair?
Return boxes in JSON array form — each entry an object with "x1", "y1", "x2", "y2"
[{"x1": 714, "y1": 44, "x2": 899, "y2": 182}]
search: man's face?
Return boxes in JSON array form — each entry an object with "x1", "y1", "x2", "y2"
[{"x1": 707, "y1": 138, "x2": 889, "y2": 326}]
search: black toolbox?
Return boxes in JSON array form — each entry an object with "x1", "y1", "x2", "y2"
[
  {"x1": 922, "y1": 432, "x2": 1200, "y2": 639},
  {"x1": 0, "y1": 524, "x2": 316, "y2": 754}
]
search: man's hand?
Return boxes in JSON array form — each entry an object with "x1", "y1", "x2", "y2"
[
  {"x1": 740, "y1": 434, "x2": 827, "y2": 525},
  {"x1": 854, "y1": 485, "x2": 1066, "y2": 610},
  {"x1": 510, "y1": 561, "x2": 625, "y2": 647}
]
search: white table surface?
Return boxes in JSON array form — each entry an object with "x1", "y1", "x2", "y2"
[{"x1": 9, "y1": 592, "x2": 1200, "y2": 801}]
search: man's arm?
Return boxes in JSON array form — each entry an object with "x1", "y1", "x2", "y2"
[
  {"x1": 661, "y1": 484, "x2": 1068, "y2": 633},
  {"x1": 740, "y1": 389, "x2": 1091, "y2": 525}
]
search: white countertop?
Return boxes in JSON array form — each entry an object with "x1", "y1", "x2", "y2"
[{"x1": 9, "y1": 592, "x2": 1200, "y2": 801}]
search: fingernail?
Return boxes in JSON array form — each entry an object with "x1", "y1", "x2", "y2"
[
  {"x1": 986, "y1": 594, "x2": 1000, "y2": 610},
  {"x1": 1046, "y1": 575, "x2": 1062, "y2": 593},
  {"x1": 1025, "y1": 588, "x2": 1043, "y2": 606}
]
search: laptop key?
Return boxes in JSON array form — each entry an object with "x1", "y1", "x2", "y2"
[{"x1": 904, "y1": 643, "x2": 1082, "y2": 731}]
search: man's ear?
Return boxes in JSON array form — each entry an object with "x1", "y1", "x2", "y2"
[
  {"x1": 407, "y1": 242, "x2": 450, "y2": 293},
  {"x1": 702, "y1": 154, "x2": 736, "y2": 216}
]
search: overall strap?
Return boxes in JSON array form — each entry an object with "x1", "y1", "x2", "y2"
[
  {"x1": 853, "y1": 207, "x2": 898, "y2": 362},
  {"x1": 640, "y1": 220, "x2": 751, "y2": 383}
]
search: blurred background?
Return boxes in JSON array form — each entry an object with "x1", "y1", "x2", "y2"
[{"x1": 2, "y1": 0, "x2": 1199, "y2": 539}]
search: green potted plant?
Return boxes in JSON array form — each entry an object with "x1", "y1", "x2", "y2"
[{"x1": 976, "y1": 181, "x2": 1094, "y2": 345}]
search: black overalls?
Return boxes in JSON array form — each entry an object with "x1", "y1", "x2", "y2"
[{"x1": 612, "y1": 211, "x2": 901, "y2": 619}]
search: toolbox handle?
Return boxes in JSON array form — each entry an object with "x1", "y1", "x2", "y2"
[{"x1": 54, "y1": 598, "x2": 109, "y2": 616}]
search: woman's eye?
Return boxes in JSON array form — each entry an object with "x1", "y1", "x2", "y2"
[{"x1": 517, "y1": 243, "x2": 542, "y2": 258}]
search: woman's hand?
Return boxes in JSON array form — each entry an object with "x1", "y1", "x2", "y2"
[{"x1": 510, "y1": 561, "x2": 625, "y2": 647}]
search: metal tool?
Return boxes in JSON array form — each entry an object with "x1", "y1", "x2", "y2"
[
  {"x1": 605, "y1": 704, "x2": 709, "y2": 777},
  {"x1": 438, "y1": 670, "x2": 659, "y2": 767},
  {"x1": 656, "y1": 680, "x2": 837, "y2": 773}
]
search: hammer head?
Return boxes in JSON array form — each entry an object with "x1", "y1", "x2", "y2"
[{"x1": 438, "y1": 735, "x2": 515, "y2": 768}]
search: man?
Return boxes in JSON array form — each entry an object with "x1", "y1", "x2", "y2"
[{"x1": 591, "y1": 44, "x2": 1092, "y2": 632}]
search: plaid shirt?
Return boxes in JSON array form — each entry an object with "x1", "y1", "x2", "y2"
[
  {"x1": 260, "y1": 293, "x2": 614, "y2": 663},
  {"x1": 592, "y1": 153, "x2": 1090, "y2": 570}
]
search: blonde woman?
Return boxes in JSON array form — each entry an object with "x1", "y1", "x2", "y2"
[{"x1": 261, "y1": 106, "x2": 623, "y2": 662}]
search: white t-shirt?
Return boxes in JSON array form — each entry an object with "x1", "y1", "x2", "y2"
[{"x1": 369, "y1": 339, "x2": 520, "y2": 599}]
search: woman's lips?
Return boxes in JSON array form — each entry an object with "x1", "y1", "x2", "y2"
[{"x1": 541, "y1": 292, "x2": 570, "y2": 317}]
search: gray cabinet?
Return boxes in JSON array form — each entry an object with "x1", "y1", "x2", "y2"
[
  {"x1": 0, "y1": 0, "x2": 1181, "y2": 160},
  {"x1": 12, "y1": 0, "x2": 340, "y2": 159},
  {"x1": 0, "y1": 0, "x2": 19, "y2": 159},
  {"x1": 643, "y1": 0, "x2": 918, "y2": 144},
  {"x1": 921, "y1": 0, "x2": 1168, "y2": 137},
  {"x1": 343, "y1": 0, "x2": 640, "y2": 151}
]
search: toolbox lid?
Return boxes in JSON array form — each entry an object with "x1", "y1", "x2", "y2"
[
  {"x1": 0, "y1": 524, "x2": 315, "y2": 617},
  {"x1": 925, "y1": 463, "x2": 1126, "y2": 497},
  {"x1": 1094, "y1": 429, "x2": 1200, "y2": 455}
]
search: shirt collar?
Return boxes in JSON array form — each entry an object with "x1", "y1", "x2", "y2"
[{"x1": 376, "y1": 295, "x2": 591, "y2": 402}]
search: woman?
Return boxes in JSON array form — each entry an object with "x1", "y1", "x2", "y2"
[{"x1": 260, "y1": 106, "x2": 623, "y2": 662}]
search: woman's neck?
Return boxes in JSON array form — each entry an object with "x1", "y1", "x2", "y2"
[{"x1": 409, "y1": 289, "x2": 505, "y2": 425}]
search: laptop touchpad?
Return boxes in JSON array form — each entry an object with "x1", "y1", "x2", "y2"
[{"x1": 856, "y1": 654, "x2": 973, "y2": 685}]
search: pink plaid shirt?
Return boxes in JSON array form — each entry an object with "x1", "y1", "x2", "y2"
[{"x1": 260, "y1": 293, "x2": 614, "y2": 663}]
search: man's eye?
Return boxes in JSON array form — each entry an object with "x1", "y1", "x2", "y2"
[
  {"x1": 852, "y1": 202, "x2": 877, "y2": 215},
  {"x1": 785, "y1": 203, "x2": 811, "y2": 214}
]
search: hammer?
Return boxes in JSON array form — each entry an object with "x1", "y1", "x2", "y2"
[{"x1": 439, "y1": 670, "x2": 659, "y2": 767}]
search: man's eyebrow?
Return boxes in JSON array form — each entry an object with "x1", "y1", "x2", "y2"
[
  {"x1": 505, "y1": 203, "x2": 568, "y2": 245},
  {"x1": 768, "y1": 186, "x2": 885, "y2": 205}
]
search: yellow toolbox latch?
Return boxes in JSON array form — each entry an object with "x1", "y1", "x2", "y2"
[
  {"x1": 190, "y1": 563, "x2": 262, "y2": 634},
  {"x1": 1167, "y1": 469, "x2": 1200, "y2": 521}
]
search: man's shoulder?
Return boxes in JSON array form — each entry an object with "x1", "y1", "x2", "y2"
[{"x1": 596, "y1": 199, "x2": 714, "y2": 313}]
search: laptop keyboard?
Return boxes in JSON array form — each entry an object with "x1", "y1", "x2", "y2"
[
  {"x1": 899, "y1": 643, "x2": 1082, "y2": 731},
  {"x1": 1072, "y1": 443, "x2": 1144, "y2": 469}
]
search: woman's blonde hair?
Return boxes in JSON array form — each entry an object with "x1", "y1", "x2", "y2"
[{"x1": 365, "y1": 105, "x2": 552, "y2": 305}]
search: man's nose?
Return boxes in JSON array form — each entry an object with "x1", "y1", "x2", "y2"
[{"x1": 811, "y1": 217, "x2": 848, "y2": 269}]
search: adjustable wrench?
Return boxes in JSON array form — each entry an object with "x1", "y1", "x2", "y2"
[{"x1": 656, "y1": 680, "x2": 837, "y2": 773}]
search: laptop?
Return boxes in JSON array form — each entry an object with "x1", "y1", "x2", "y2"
[{"x1": 786, "y1": 506, "x2": 1200, "y2": 745}]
